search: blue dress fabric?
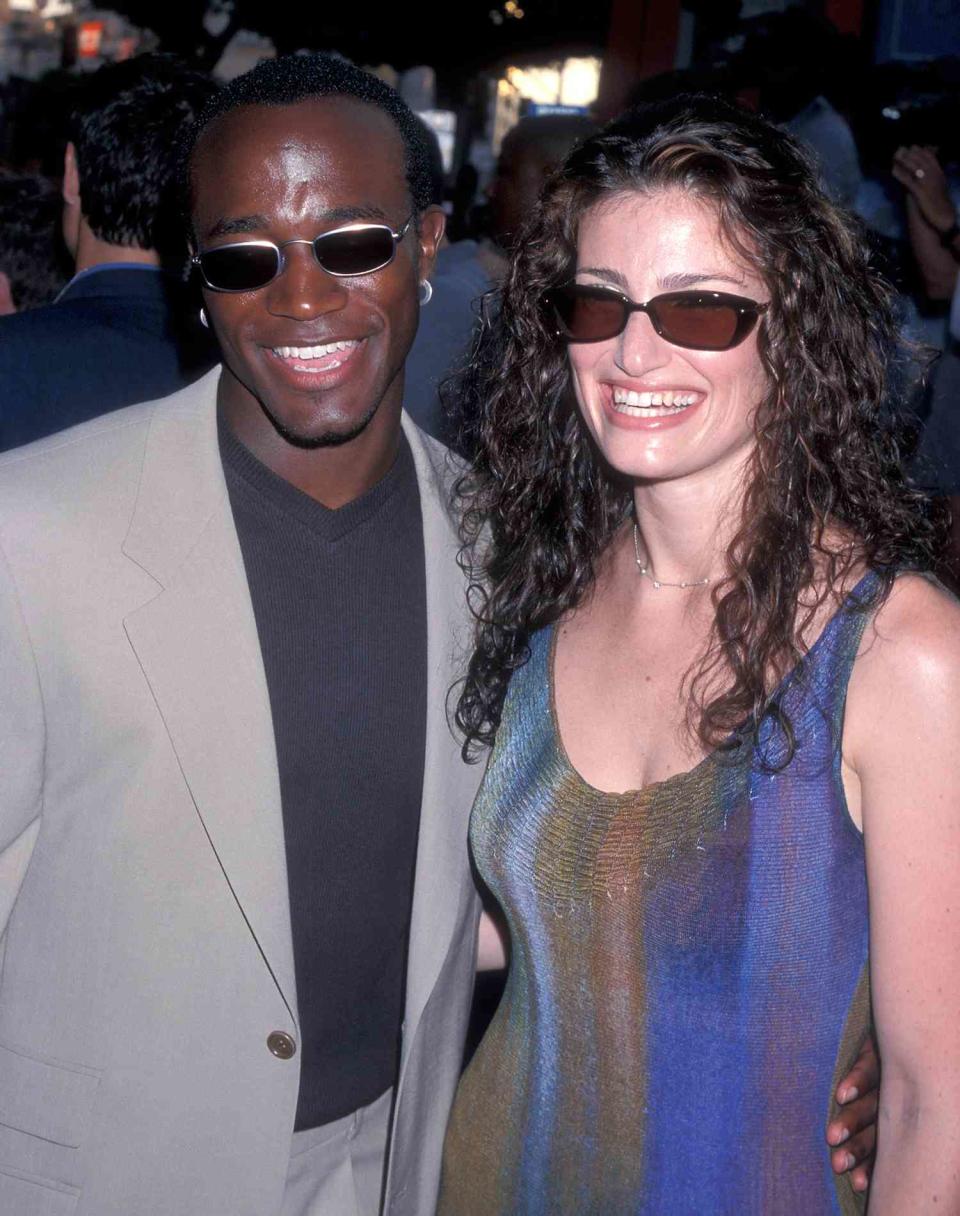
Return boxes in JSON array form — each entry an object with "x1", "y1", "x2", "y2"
[{"x1": 438, "y1": 574, "x2": 879, "y2": 1215}]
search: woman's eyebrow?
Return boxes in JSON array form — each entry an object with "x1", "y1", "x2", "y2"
[
  {"x1": 658, "y1": 271, "x2": 746, "y2": 289},
  {"x1": 576, "y1": 267, "x2": 748, "y2": 291},
  {"x1": 576, "y1": 265, "x2": 629, "y2": 289}
]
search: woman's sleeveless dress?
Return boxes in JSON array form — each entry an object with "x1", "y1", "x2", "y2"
[{"x1": 437, "y1": 575, "x2": 879, "y2": 1216}]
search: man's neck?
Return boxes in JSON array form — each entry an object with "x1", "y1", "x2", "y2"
[
  {"x1": 218, "y1": 373, "x2": 405, "y2": 510},
  {"x1": 73, "y1": 228, "x2": 160, "y2": 274}
]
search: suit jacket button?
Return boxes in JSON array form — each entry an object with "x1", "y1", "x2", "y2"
[{"x1": 267, "y1": 1031, "x2": 297, "y2": 1059}]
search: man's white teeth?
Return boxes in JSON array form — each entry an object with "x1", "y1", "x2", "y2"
[
  {"x1": 274, "y1": 340, "x2": 359, "y2": 359},
  {"x1": 611, "y1": 389, "x2": 697, "y2": 409}
]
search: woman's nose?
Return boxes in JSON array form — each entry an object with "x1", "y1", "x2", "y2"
[{"x1": 614, "y1": 308, "x2": 671, "y2": 377}]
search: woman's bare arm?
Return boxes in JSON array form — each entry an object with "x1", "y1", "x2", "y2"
[
  {"x1": 845, "y1": 575, "x2": 960, "y2": 1214},
  {"x1": 477, "y1": 909, "x2": 508, "y2": 971}
]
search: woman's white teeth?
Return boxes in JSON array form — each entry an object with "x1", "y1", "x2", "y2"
[
  {"x1": 274, "y1": 340, "x2": 359, "y2": 359},
  {"x1": 613, "y1": 389, "x2": 696, "y2": 407},
  {"x1": 611, "y1": 388, "x2": 697, "y2": 415}
]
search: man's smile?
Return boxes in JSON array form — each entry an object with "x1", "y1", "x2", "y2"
[
  {"x1": 261, "y1": 335, "x2": 367, "y2": 390},
  {"x1": 268, "y1": 338, "x2": 363, "y2": 372}
]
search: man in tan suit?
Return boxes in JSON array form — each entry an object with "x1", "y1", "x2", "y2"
[{"x1": 0, "y1": 54, "x2": 482, "y2": 1216}]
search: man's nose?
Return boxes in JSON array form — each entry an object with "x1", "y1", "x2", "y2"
[
  {"x1": 614, "y1": 308, "x2": 671, "y2": 377},
  {"x1": 265, "y1": 243, "x2": 348, "y2": 321}
]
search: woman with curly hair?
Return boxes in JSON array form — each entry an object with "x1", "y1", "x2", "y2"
[{"x1": 437, "y1": 97, "x2": 960, "y2": 1215}]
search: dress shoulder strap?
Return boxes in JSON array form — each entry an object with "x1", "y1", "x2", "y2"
[
  {"x1": 759, "y1": 570, "x2": 887, "y2": 770},
  {"x1": 783, "y1": 566, "x2": 880, "y2": 749}
]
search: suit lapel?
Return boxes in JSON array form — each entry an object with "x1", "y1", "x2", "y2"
[
  {"x1": 400, "y1": 416, "x2": 482, "y2": 1041},
  {"x1": 122, "y1": 370, "x2": 297, "y2": 1026},
  {"x1": 120, "y1": 390, "x2": 476, "y2": 1042}
]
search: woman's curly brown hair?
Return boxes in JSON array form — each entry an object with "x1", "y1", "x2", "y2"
[{"x1": 452, "y1": 94, "x2": 942, "y2": 762}]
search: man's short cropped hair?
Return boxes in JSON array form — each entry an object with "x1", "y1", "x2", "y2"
[
  {"x1": 67, "y1": 54, "x2": 217, "y2": 255},
  {"x1": 180, "y1": 53, "x2": 435, "y2": 226}
]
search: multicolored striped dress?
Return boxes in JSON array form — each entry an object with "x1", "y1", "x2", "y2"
[{"x1": 437, "y1": 574, "x2": 878, "y2": 1216}]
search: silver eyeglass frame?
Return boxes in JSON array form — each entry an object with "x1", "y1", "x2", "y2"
[{"x1": 191, "y1": 216, "x2": 414, "y2": 292}]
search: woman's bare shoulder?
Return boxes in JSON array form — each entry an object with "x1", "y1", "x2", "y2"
[
  {"x1": 864, "y1": 572, "x2": 960, "y2": 672},
  {"x1": 846, "y1": 572, "x2": 960, "y2": 758}
]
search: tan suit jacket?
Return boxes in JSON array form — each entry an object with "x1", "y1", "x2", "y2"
[{"x1": 0, "y1": 367, "x2": 482, "y2": 1216}]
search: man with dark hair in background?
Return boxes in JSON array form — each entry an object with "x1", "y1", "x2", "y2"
[
  {"x1": 0, "y1": 54, "x2": 217, "y2": 451},
  {"x1": 482, "y1": 112, "x2": 597, "y2": 278},
  {"x1": 407, "y1": 112, "x2": 596, "y2": 445}
]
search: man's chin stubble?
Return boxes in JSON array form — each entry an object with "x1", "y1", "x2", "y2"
[{"x1": 261, "y1": 399, "x2": 381, "y2": 450}]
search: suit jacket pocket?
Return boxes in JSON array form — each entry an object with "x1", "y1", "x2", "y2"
[
  {"x1": 0, "y1": 1164, "x2": 79, "y2": 1216},
  {"x1": 0, "y1": 1040, "x2": 99, "y2": 1207},
  {"x1": 0, "y1": 1040, "x2": 100, "y2": 1148}
]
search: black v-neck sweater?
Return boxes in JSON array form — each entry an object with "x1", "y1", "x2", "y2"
[{"x1": 220, "y1": 414, "x2": 427, "y2": 1130}]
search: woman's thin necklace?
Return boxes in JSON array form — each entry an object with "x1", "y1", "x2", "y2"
[{"x1": 633, "y1": 524, "x2": 710, "y2": 591}]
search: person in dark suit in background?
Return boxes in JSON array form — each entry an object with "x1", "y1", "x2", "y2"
[{"x1": 0, "y1": 55, "x2": 217, "y2": 452}]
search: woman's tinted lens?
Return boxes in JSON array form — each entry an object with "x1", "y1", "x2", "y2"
[
  {"x1": 315, "y1": 227, "x2": 396, "y2": 275},
  {"x1": 652, "y1": 293, "x2": 741, "y2": 350},
  {"x1": 547, "y1": 285, "x2": 754, "y2": 350},
  {"x1": 199, "y1": 244, "x2": 280, "y2": 292},
  {"x1": 549, "y1": 285, "x2": 628, "y2": 342}
]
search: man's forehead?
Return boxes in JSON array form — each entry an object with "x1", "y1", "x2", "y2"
[
  {"x1": 199, "y1": 96, "x2": 403, "y2": 160},
  {"x1": 190, "y1": 96, "x2": 410, "y2": 235}
]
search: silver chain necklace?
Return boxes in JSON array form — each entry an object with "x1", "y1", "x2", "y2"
[{"x1": 633, "y1": 524, "x2": 710, "y2": 591}]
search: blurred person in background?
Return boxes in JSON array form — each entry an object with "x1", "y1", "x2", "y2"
[
  {"x1": 419, "y1": 113, "x2": 599, "y2": 451},
  {"x1": 850, "y1": 60, "x2": 960, "y2": 254},
  {"x1": 481, "y1": 113, "x2": 598, "y2": 280},
  {"x1": 409, "y1": 113, "x2": 597, "y2": 446},
  {"x1": 847, "y1": 63, "x2": 960, "y2": 366},
  {"x1": 737, "y1": 9, "x2": 862, "y2": 209},
  {"x1": 893, "y1": 143, "x2": 960, "y2": 302},
  {"x1": 404, "y1": 117, "x2": 491, "y2": 440},
  {"x1": 0, "y1": 54, "x2": 217, "y2": 452},
  {"x1": 895, "y1": 143, "x2": 960, "y2": 575},
  {"x1": 0, "y1": 169, "x2": 69, "y2": 315}
]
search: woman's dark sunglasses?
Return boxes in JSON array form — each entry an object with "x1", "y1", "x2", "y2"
[
  {"x1": 192, "y1": 217, "x2": 413, "y2": 293},
  {"x1": 542, "y1": 282, "x2": 768, "y2": 351}
]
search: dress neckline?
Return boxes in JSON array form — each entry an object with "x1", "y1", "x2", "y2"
[{"x1": 547, "y1": 568, "x2": 880, "y2": 802}]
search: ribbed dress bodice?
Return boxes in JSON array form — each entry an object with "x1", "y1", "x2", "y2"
[{"x1": 438, "y1": 576, "x2": 878, "y2": 1216}]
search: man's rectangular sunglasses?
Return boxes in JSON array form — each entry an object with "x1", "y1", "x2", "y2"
[
  {"x1": 192, "y1": 217, "x2": 413, "y2": 293},
  {"x1": 541, "y1": 282, "x2": 768, "y2": 351}
]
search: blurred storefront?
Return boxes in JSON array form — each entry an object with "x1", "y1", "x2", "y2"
[{"x1": 0, "y1": 0, "x2": 144, "y2": 80}]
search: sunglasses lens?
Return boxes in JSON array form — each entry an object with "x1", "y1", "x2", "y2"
[
  {"x1": 199, "y1": 245, "x2": 280, "y2": 292},
  {"x1": 549, "y1": 286, "x2": 626, "y2": 342},
  {"x1": 653, "y1": 295, "x2": 742, "y2": 350},
  {"x1": 315, "y1": 228, "x2": 396, "y2": 275}
]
